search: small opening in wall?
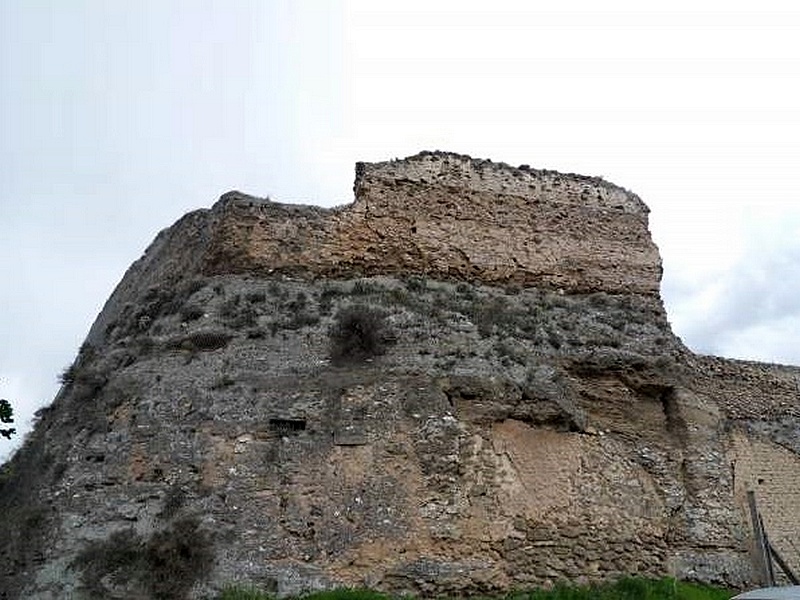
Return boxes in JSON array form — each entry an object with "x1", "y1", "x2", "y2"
[
  {"x1": 269, "y1": 418, "x2": 307, "y2": 434},
  {"x1": 758, "y1": 478, "x2": 765, "y2": 485}
]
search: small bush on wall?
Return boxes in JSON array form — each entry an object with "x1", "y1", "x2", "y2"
[
  {"x1": 328, "y1": 304, "x2": 393, "y2": 363},
  {"x1": 146, "y1": 517, "x2": 214, "y2": 599},
  {"x1": 72, "y1": 517, "x2": 213, "y2": 600}
]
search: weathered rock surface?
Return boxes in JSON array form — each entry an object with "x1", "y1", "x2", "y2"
[
  {"x1": 1, "y1": 152, "x2": 799, "y2": 599},
  {"x1": 200, "y1": 152, "x2": 661, "y2": 295}
]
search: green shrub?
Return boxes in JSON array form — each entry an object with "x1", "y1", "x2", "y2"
[
  {"x1": 231, "y1": 307, "x2": 259, "y2": 328},
  {"x1": 0, "y1": 398, "x2": 16, "y2": 439},
  {"x1": 288, "y1": 291, "x2": 308, "y2": 310},
  {"x1": 58, "y1": 364, "x2": 77, "y2": 386},
  {"x1": 318, "y1": 286, "x2": 344, "y2": 315},
  {"x1": 146, "y1": 517, "x2": 214, "y2": 599},
  {"x1": 404, "y1": 275, "x2": 428, "y2": 293},
  {"x1": 246, "y1": 291, "x2": 267, "y2": 303},
  {"x1": 352, "y1": 279, "x2": 383, "y2": 295},
  {"x1": 267, "y1": 281, "x2": 286, "y2": 297},
  {"x1": 58, "y1": 360, "x2": 108, "y2": 403},
  {"x1": 73, "y1": 517, "x2": 213, "y2": 600},
  {"x1": 158, "y1": 486, "x2": 186, "y2": 519},
  {"x1": 495, "y1": 338, "x2": 528, "y2": 365},
  {"x1": 284, "y1": 292, "x2": 320, "y2": 329},
  {"x1": 470, "y1": 296, "x2": 513, "y2": 337},
  {"x1": 220, "y1": 295, "x2": 242, "y2": 317},
  {"x1": 219, "y1": 294, "x2": 258, "y2": 328},
  {"x1": 456, "y1": 282, "x2": 478, "y2": 301},
  {"x1": 73, "y1": 528, "x2": 145, "y2": 597},
  {"x1": 286, "y1": 311, "x2": 321, "y2": 330},
  {"x1": 329, "y1": 304, "x2": 392, "y2": 363}
]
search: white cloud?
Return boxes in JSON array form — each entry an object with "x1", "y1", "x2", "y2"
[{"x1": 667, "y1": 213, "x2": 800, "y2": 360}]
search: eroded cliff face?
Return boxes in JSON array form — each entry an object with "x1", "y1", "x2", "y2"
[
  {"x1": 1, "y1": 152, "x2": 799, "y2": 600},
  {"x1": 201, "y1": 152, "x2": 661, "y2": 295}
]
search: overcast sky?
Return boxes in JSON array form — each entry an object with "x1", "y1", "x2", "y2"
[{"x1": 2, "y1": 0, "x2": 800, "y2": 458}]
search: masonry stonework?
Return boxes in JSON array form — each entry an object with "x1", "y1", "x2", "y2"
[
  {"x1": 203, "y1": 152, "x2": 661, "y2": 295},
  {"x1": 1, "y1": 152, "x2": 799, "y2": 599}
]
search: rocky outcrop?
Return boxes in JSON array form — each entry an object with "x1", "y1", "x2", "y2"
[{"x1": 1, "y1": 152, "x2": 799, "y2": 599}]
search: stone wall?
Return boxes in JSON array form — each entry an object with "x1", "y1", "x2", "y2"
[
  {"x1": 202, "y1": 152, "x2": 662, "y2": 296},
  {"x1": 733, "y1": 433, "x2": 800, "y2": 581},
  {"x1": 2, "y1": 152, "x2": 800, "y2": 599}
]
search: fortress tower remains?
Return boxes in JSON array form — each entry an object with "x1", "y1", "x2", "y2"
[{"x1": 2, "y1": 152, "x2": 799, "y2": 599}]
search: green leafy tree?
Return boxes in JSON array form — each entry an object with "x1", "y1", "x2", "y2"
[{"x1": 0, "y1": 398, "x2": 16, "y2": 439}]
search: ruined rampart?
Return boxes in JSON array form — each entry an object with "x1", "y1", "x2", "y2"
[
  {"x1": 1, "y1": 152, "x2": 799, "y2": 600},
  {"x1": 202, "y1": 152, "x2": 662, "y2": 296}
]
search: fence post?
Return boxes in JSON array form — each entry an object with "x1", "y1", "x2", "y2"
[
  {"x1": 768, "y1": 541, "x2": 800, "y2": 585},
  {"x1": 747, "y1": 490, "x2": 774, "y2": 586}
]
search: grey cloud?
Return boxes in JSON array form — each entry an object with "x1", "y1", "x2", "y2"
[{"x1": 669, "y1": 226, "x2": 800, "y2": 364}]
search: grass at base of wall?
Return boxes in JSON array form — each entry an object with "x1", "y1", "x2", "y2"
[
  {"x1": 515, "y1": 577, "x2": 732, "y2": 600},
  {"x1": 219, "y1": 589, "x2": 392, "y2": 600},
  {"x1": 218, "y1": 578, "x2": 733, "y2": 600}
]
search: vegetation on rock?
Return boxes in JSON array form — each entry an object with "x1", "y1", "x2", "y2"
[
  {"x1": 0, "y1": 398, "x2": 15, "y2": 439},
  {"x1": 73, "y1": 517, "x2": 213, "y2": 599},
  {"x1": 328, "y1": 302, "x2": 393, "y2": 363},
  {"x1": 218, "y1": 579, "x2": 732, "y2": 600}
]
